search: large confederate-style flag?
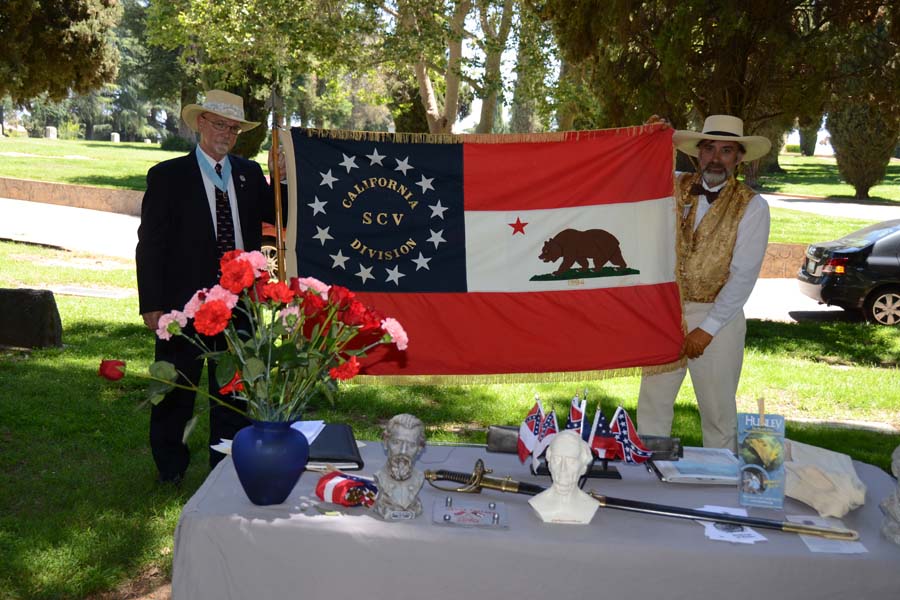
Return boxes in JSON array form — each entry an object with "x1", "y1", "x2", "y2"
[{"x1": 286, "y1": 125, "x2": 681, "y2": 380}]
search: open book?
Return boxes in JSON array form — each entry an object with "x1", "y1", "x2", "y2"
[{"x1": 648, "y1": 446, "x2": 739, "y2": 485}]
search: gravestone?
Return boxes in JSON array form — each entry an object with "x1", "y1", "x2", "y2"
[
  {"x1": 0, "y1": 289, "x2": 63, "y2": 348},
  {"x1": 44, "y1": 126, "x2": 57, "y2": 139},
  {"x1": 110, "y1": 132, "x2": 120, "y2": 143}
]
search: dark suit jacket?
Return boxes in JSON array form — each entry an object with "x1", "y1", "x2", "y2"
[{"x1": 136, "y1": 151, "x2": 276, "y2": 315}]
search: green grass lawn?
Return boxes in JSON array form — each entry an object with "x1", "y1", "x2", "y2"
[
  {"x1": 760, "y1": 154, "x2": 900, "y2": 202},
  {"x1": 0, "y1": 137, "x2": 269, "y2": 190},
  {"x1": 1, "y1": 239, "x2": 899, "y2": 598}
]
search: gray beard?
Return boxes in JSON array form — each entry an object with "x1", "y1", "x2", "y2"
[
  {"x1": 388, "y1": 455, "x2": 413, "y2": 481},
  {"x1": 701, "y1": 167, "x2": 729, "y2": 187}
]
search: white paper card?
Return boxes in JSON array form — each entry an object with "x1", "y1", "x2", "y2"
[{"x1": 786, "y1": 515, "x2": 868, "y2": 554}]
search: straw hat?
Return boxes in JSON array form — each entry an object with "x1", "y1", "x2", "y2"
[
  {"x1": 181, "y1": 89, "x2": 260, "y2": 133},
  {"x1": 672, "y1": 115, "x2": 771, "y2": 162}
]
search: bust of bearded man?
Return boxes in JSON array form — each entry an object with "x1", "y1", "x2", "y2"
[{"x1": 373, "y1": 413, "x2": 426, "y2": 520}]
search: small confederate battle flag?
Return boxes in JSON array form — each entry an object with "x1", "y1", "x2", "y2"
[
  {"x1": 565, "y1": 395, "x2": 586, "y2": 439},
  {"x1": 531, "y1": 409, "x2": 559, "y2": 472},
  {"x1": 315, "y1": 471, "x2": 378, "y2": 507},
  {"x1": 517, "y1": 399, "x2": 544, "y2": 463},
  {"x1": 586, "y1": 407, "x2": 620, "y2": 460},
  {"x1": 610, "y1": 407, "x2": 653, "y2": 464}
]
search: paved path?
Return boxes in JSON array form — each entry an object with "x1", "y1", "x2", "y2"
[
  {"x1": 763, "y1": 194, "x2": 900, "y2": 221},
  {"x1": 0, "y1": 194, "x2": 893, "y2": 323}
]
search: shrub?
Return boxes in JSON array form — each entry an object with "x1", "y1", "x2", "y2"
[
  {"x1": 828, "y1": 103, "x2": 900, "y2": 199},
  {"x1": 161, "y1": 134, "x2": 195, "y2": 152},
  {"x1": 784, "y1": 144, "x2": 801, "y2": 154}
]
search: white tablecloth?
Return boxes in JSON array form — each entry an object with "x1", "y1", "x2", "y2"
[{"x1": 173, "y1": 442, "x2": 900, "y2": 600}]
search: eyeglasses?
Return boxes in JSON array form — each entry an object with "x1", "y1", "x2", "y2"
[{"x1": 201, "y1": 114, "x2": 242, "y2": 135}]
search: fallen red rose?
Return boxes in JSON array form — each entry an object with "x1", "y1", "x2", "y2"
[{"x1": 98, "y1": 359, "x2": 126, "y2": 381}]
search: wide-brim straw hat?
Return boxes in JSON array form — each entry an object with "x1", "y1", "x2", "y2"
[
  {"x1": 181, "y1": 89, "x2": 260, "y2": 133},
  {"x1": 672, "y1": 115, "x2": 771, "y2": 162}
]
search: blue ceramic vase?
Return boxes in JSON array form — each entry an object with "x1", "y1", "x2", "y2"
[{"x1": 232, "y1": 420, "x2": 309, "y2": 505}]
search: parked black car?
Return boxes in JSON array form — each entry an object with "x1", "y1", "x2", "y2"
[{"x1": 797, "y1": 219, "x2": 900, "y2": 325}]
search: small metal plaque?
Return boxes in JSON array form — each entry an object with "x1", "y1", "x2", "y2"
[{"x1": 432, "y1": 498, "x2": 509, "y2": 529}]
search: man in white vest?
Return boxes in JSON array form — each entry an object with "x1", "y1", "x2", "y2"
[{"x1": 638, "y1": 115, "x2": 771, "y2": 452}]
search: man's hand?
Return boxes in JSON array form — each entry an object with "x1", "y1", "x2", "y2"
[
  {"x1": 681, "y1": 327, "x2": 713, "y2": 359},
  {"x1": 142, "y1": 311, "x2": 164, "y2": 332},
  {"x1": 645, "y1": 114, "x2": 672, "y2": 128}
]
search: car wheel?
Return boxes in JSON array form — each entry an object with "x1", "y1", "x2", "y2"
[
  {"x1": 864, "y1": 286, "x2": 900, "y2": 325},
  {"x1": 260, "y1": 236, "x2": 280, "y2": 280}
]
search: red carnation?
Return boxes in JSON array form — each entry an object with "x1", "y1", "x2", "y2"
[
  {"x1": 98, "y1": 359, "x2": 126, "y2": 381},
  {"x1": 220, "y1": 259, "x2": 255, "y2": 293},
  {"x1": 260, "y1": 281, "x2": 295, "y2": 305},
  {"x1": 219, "y1": 249, "x2": 245, "y2": 272},
  {"x1": 340, "y1": 300, "x2": 369, "y2": 327},
  {"x1": 194, "y1": 300, "x2": 232, "y2": 336},
  {"x1": 219, "y1": 371, "x2": 245, "y2": 395},
  {"x1": 329, "y1": 356, "x2": 360, "y2": 381},
  {"x1": 328, "y1": 285, "x2": 355, "y2": 309}
]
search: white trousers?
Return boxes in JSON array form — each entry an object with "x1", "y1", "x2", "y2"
[{"x1": 637, "y1": 302, "x2": 746, "y2": 452}]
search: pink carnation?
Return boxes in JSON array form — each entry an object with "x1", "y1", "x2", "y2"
[
  {"x1": 207, "y1": 285, "x2": 239, "y2": 309},
  {"x1": 183, "y1": 288, "x2": 210, "y2": 318},
  {"x1": 156, "y1": 310, "x2": 188, "y2": 341},
  {"x1": 292, "y1": 276, "x2": 330, "y2": 299},
  {"x1": 238, "y1": 250, "x2": 269, "y2": 278},
  {"x1": 381, "y1": 317, "x2": 408, "y2": 351}
]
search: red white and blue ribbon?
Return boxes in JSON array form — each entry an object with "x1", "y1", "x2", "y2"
[{"x1": 315, "y1": 471, "x2": 378, "y2": 507}]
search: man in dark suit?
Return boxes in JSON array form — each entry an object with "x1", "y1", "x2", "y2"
[{"x1": 136, "y1": 90, "x2": 276, "y2": 483}]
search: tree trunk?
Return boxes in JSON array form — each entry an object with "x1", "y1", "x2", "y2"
[
  {"x1": 474, "y1": 0, "x2": 513, "y2": 134},
  {"x1": 179, "y1": 84, "x2": 199, "y2": 141}
]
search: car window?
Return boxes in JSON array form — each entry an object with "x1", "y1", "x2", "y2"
[{"x1": 838, "y1": 220, "x2": 900, "y2": 246}]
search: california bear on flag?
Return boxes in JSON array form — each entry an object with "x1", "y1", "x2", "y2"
[{"x1": 283, "y1": 125, "x2": 682, "y2": 380}]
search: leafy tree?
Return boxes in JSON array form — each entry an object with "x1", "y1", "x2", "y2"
[
  {"x1": 473, "y1": 0, "x2": 515, "y2": 133},
  {"x1": 827, "y1": 9, "x2": 900, "y2": 199},
  {"x1": 509, "y1": 2, "x2": 555, "y2": 133},
  {"x1": 538, "y1": 0, "x2": 883, "y2": 139},
  {"x1": 798, "y1": 115, "x2": 821, "y2": 156},
  {"x1": 0, "y1": 0, "x2": 121, "y2": 103}
]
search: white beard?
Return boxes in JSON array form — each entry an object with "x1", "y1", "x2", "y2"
[{"x1": 701, "y1": 166, "x2": 730, "y2": 187}]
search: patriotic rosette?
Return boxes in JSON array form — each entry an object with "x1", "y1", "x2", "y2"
[{"x1": 315, "y1": 471, "x2": 378, "y2": 507}]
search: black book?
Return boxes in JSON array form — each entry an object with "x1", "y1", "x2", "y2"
[{"x1": 307, "y1": 423, "x2": 364, "y2": 471}]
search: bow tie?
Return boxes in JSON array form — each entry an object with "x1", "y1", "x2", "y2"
[{"x1": 690, "y1": 183, "x2": 721, "y2": 203}]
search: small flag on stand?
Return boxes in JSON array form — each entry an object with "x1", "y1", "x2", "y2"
[
  {"x1": 565, "y1": 395, "x2": 586, "y2": 439},
  {"x1": 586, "y1": 407, "x2": 620, "y2": 460},
  {"x1": 517, "y1": 397, "x2": 544, "y2": 463},
  {"x1": 531, "y1": 410, "x2": 559, "y2": 473},
  {"x1": 610, "y1": 407, "x2": 653, "y2": 464}
]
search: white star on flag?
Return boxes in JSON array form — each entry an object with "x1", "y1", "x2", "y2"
[
  {"x1": 312, "y1": 226, "x2": 333, "y2": 246},
  {"x1": 356, "y1": 264, "x2": 374, "y2": 284},
  {"x1": 427, "y1": 229, "x2": 446, "y2": 249},
  {"x1": 330, "y1": 250, "x2": 349, "y2": 269},
  {"x1": 338, "y1": 154, "x2": 358, "y2": 173},
  {"x1": 385, "y1": 265, "x2": 406, "y2": 285},
  {"x1": 394, "y1": 157, "x2": 413, "y2": 175},
  {"x1": 411, "y1": 252, "x2": 432, "y2": 271},
  {"x1": 416, "y1": 175, "x2": 434, "y2": 193},
  {"x1": 429, "y1": 200, "x2": 448, "y2": 219},
  {"x1": 320, "y1": 170, "x2": 338, "y2": 189},
  {"x1": 366, "y1": 148, "x2": 385, "y2": 166},
  {"x1": 308, "y1": 196, "x2": 327, "y2": 216}
]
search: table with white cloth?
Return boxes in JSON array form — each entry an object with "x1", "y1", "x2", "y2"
[{"x1": 172, "y1": 442, "x2": 899, "y2": 600}]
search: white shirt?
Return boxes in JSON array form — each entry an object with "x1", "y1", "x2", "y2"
[
  {"x1": 690, "y1": 178, "x2": 770, "y2": 336},
  {"x1": 196, "y1": 147, "x2": 245, "y2": 250}
]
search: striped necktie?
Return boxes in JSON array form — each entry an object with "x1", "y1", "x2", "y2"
[{"x1": 214, "y1": 162, "x2": 235, "y2": 256}]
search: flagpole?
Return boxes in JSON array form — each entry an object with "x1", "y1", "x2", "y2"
[{"x1": 269, "y1": 85, "x2": 286, "y2": 282}]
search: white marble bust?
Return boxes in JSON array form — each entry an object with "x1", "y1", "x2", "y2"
[
  {"x1": 373, "y1": 414, "x2": 426, "y2": 520},
  {"x1": 529, "y1": 431, "x2": 598, "y2": 524}
]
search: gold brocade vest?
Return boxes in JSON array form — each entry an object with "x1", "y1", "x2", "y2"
[{"x1": 676, "y1": 173, "x2": 755, "y2": 302}]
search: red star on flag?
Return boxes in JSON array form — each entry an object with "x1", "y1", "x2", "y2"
[{"x1": 508, "y1": 217, "x2": 528, "y2": 235}]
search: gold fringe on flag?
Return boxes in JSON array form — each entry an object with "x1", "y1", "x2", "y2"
[
  {"x1": 298, "y1": 122, "x2": 669, "y2": 145},
  {"x1": 354, "y1": 361, "x2": 683, "y2": 386}
]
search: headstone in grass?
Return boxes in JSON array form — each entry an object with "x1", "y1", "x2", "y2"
[
  {"x1": 44, "y1": 126, "x2": 57, "y2": 139},
  {"x1": 111, "y1": 132, "x2": 120, "y2": 143},
  {"x1": 0, "y1": 288, "x2": 62, "y2": 348}
]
